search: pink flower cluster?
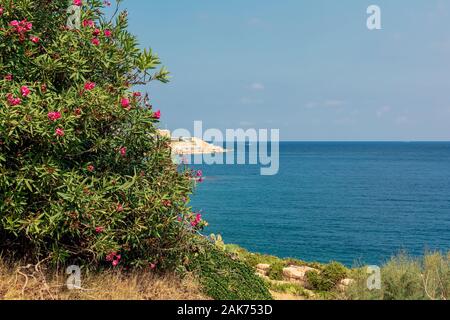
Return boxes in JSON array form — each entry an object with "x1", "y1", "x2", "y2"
[
  {"x1": 153, "y1": 110, "x2": 161, "y2": 120},
  {"x1": 6, "y1": 94, "x2": 21, "y2": 106},
  {"x1": 55, "y1": 128, "x2": 65, "y2": 137},
  {"x1": 121, "y1": 98, "x2": 130, "y2": 109},
  {"x1": 9, "y1": 19, "x2": 38, "y2": 43},
  {"x1": 195, "y1": 170, "x2": 204, "y2": 183},
  {"x1": 0, "y1": 7, "x2": 4, "y2": 16},
  {"x1": 21, "y1": 86, "x2": 30, "y2": 97},
  {"x1": 48, "y1": 111, "x2": 62, "y2": 122},
  {"x1": 82, "y1": 20, "x2": 95, "y2": 28},
  {"x1": 191, "y1": 213, "x2": 202, "y2": 228},
  {"x1": 84, "y1": 82, "x2": 96, "y2": 91},
  {"x1": 106, "y1": 252, "x2": 121, "y2": 267},
  {"x1": 6, "y1": 85, "x2": 30, "y2": 106},
  {"x1": 82, "y1": 18, "x2": 112, "y2": 46}
]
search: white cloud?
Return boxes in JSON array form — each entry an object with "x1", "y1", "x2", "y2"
[
  {"x1": 305, "y1": 99, "x2": 347, "y2": 109},
  {"x1": 376, "y1": 105, "x2": 391, "y2": 118},
  {"x1": 250, "y1": 82, "x2": 265, "y2": 91}
]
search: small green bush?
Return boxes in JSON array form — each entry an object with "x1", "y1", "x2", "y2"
[
  {"x1": 267, "y1": 261, "x2": 286, "y2": 281},
  {"x1": 188, "y1": 240, "x2": 272, "y2": 300},
  {"x1": 306, "y1": 262, "x2": 347, "y2": 291}
]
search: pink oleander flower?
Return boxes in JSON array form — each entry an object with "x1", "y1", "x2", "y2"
[
  {"x1": 84, "y1": 82, "x2": 96, "y2": 91},
  {"x1": 25, "y1": 21, "x2": 32, "y2": 31},
  {"x1": 73, "y1": 0, "x2": 82, "y2": 6},
  {"x1": 104, "y1": 29, "x2": 112, "y2": 37},
  {"x1": 47, "y1": 111, "x2": 62, "y2": 122},
  {"x1": 4, "y1": 74, "x2": 13, "y2": 81},
  {"x1": 106, "y1": 252, "x2": 116, "y2": 262},
  {"x1": 95, "y1": 226, "x2": 104, "y2": 233},
  {"x1": 191, "y1": 213, "x2": 202, "y2": 227},
  {"x1": 0, "y1": 7, "x2": 4, "y2": 16},
  {"x1": 10, "y1": 20, "x2": 32, "y2": 33},
  {"x1": 104, "y1": 1, "x2": 111, "y2": 7},
  {"x1": 120, "y1": 147, "x2": 127, "y2": 157},
  {"x1": 117, "y1": 203, "x2": 124, "y2": 212},
  {"x1": 149, "y1": 263, "x2": 157, "y2": 270},
  {"x1": 120, "y1": 98, "x2": 130, "y2": 108},
  {"x1": 196, "y1": 170, "x2": 203, "y2": 177},
  {"x1": 111, "y1": 253, "x2": 121, "y2": 267},
  {"x1": 91, "y1": 37, "x2": 100, "y2": 46},
  {"x1": 20, "y1": 86, "x2": 31, "y2": 97},
  {"x1": 7, "y1": 94, "x2": 21, "y2": 106},
  {"x1": 133, "y1": 92, "x2": 141, "y2": 97},
  {"x1": 55, "y1": 128, "x2": 65, "y2": 137},
  {"x1": 87, "y1": 165, "x2": 95, "y2": 172},
  {"x1": 82, "y1": 19, "x2": 95, "y2": 28},
  {"x1": 153, "y1": 110, "x2": 161, "y2": 120},
  {"x1": 92, "y1": 28, "x2": 101, "y2": 36},
  {"x1": 30, "y1": 36, "x2": 40, "y2": 43}
]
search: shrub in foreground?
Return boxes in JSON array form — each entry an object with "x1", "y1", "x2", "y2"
[
  {"x1": 0, "y1": 0, "x2": 204, "y2": 270},
  {"x1": 188, "y1": 240, "x2": 272, "y2": 300}
]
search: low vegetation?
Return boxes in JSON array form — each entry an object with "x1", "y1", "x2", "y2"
[
  {"x1": 346, "y1": 252, "x2": 450, "y2": 300},
  {"x1": 187, "y1": 241, "x2": 272, "y2": 300},
  {"x1": 222, "y1": 243, "x2": 450, "y2": 301},
  {"x1": 306, "y1": 261, "x2": 348, "y2": 292}
]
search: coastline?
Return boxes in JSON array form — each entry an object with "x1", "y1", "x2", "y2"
[{"x1": 171, "y1": 137, "x2": 232, "y2": 155}]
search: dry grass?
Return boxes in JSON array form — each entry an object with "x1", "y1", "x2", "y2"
[{"x1": 0, "y1": 259, "x2": 209, "y2": 300}]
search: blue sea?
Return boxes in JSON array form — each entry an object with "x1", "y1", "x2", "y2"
[{"x1": 190, "y1": 142, "x2": 450, "y2": 266}]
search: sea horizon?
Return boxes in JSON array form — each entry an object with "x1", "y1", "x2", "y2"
[{"x1": 192, "y1": 141, "x2": 450, "y2": 266}]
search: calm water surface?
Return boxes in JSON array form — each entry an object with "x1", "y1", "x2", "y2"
[{"x1": 190, "y1": 142, "x2": 450, "y2": 266}]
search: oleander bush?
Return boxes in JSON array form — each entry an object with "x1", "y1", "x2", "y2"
[{"x1": 0, "y1": 0, "x2": 205, "y2": 270}]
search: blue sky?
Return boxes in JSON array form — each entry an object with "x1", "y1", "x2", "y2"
[{"x1": 119, "y1": 0, "x2": 450, "y2": 141}]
